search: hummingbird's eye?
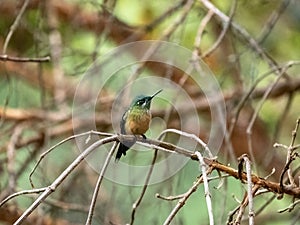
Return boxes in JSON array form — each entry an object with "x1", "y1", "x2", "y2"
[{"x1": 137, "y1": 100, "x2": 144, "y2": 105}]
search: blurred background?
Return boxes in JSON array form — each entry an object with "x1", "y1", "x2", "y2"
[{"x1": 0, "y1": 0, "x2": 300, "y2": 224}]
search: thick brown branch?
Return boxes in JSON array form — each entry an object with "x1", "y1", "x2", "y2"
[
  {"x1": 199, "y1": 157, "x2": 300, "y2": 198},
  {"x1": 126, "y1": 136, "x2": 300, "y2": 198},
  {"x1": 251, "y1": 77, "x2": 300, "y2": 99}
]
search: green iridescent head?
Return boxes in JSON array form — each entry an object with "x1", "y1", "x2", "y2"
[{"x1": 131, "y1": 89, "x2": 162, "y2": 110}]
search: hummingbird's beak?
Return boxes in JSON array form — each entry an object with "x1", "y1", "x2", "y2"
[{"x1": 150, "y1": 89, "x2": 163, "y2": 99}]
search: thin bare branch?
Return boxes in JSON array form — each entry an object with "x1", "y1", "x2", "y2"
[
  {"x1": 244, "y1": 155, "x2": 255, "y2": 225},
  {"x1": 0, "y1": 187, "x2": 47, "y2": 207},
  {"x1": 201, "y1": 0, "x2": 237, "y2": 58},
  {"x1": 2, "y1": 0, "x2": 30, "y2": 54},
  {"x1": 163, "y1": 174, "x2": 206, "y2": 225},
  {"x1": 13, "y1": 135, "x2": 118, "y2": 225},
  {"x1": 200, "y1": 0, "x2": 287, "y2": 74},
  {"x1": 29, "y1": 130, "x2": 112, "y2": 188},
  {"x1": 85, "y1": 142, "x2": 118, "y2": 225},
  {"x1": 257, "y1": 0, "x2": 292, "y2": 44},
  {"x1": 195, "y1": 151, "x2": 214, "y2": 225},
  {"x1": 0, "y1": 55, "x2": 51, "y2": 63},
  {"x1": 278, "y1": 199, "x2": 300, "y2": 213},
  {"x1": 158, "y1": 128, "x2": 213, "y2": 158},
  {"x1": 129, "y1": 149, "x2": 158, "y2": 225}
]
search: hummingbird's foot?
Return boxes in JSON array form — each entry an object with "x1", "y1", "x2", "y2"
[{"x1": 141, "y1": 134, "x2": 147, "y2": 139}]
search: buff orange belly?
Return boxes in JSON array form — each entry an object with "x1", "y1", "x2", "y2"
[{"x1": 125, "y1": 112, "x2": 151, "y2": 135}]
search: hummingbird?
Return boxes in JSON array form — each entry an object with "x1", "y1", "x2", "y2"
[{"x1": 115, "y1": 89, "x2": 163, "y2": 161}]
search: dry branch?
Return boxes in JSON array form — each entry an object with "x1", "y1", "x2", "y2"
[
  {"x1": 0, "y1": 1, "x2": 299, "y2": 224},
  {"x1": 2, "y1": 130, "x2": 300, "y2": 224}
]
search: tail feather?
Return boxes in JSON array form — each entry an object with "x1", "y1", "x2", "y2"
[{"x1": 115, "y1": 141, "x2": 135, "y2": 161}]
